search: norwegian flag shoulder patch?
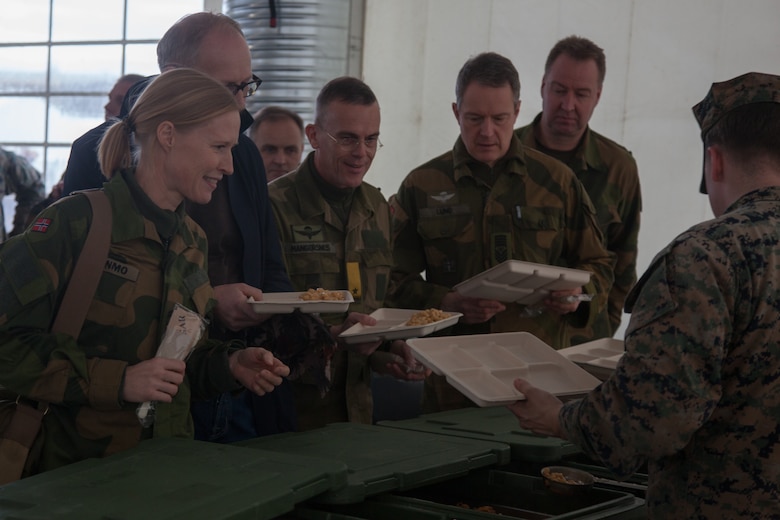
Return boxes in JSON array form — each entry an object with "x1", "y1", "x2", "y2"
[{"x1": 31, "y1": 217, "x2": 52, "y2": 233}]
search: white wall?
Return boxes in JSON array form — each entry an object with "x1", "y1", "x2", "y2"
[{"x1": 360, "y1": 0, "x2": 780, "y2": 337}]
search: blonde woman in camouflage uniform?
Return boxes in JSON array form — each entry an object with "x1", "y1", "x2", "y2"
[
  {"x1": 0, "y1": 69, "x2": 289, "y2": 476},
  {"x1": 509, "y1": 72, "x2": 780, "y2": 519}
]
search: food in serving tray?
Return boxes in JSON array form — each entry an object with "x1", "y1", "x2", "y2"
[
  {"x1": 541, "y1": 466, "x2": 586, "y2": 485},
  {"x1": 298, "y1": 288, "x2": 346, "y2": 301},
  {"x1": 405, "y1": 308, "x2": 452, "y2": 326},
  {"x1": 456, "y1": 502, "x2": 497, "y2": 513}
]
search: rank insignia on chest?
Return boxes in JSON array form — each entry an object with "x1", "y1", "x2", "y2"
[
  {"x1": 430, "y1": 191, "x2": 455, "y2": 203},
  {"x1": 292, "y1": 225, "x2": 324, "y2": 241},
  {"x1": 31, "y1": 217, "x2": 52, "y2": 233}
]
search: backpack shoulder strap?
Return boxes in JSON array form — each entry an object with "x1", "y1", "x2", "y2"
[
  {"x1": 51, "y1": 190, "x2": 112, "y2": 338},
  {"x1": 0, "y1": 190, "x2": 112, "y2": 485}
]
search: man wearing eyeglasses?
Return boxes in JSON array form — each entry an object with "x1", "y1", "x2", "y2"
[
  {"x1": 61, "y1": 12, "x2": 298, "y2": 442},
  {"x1": 268, "y1": 77, "x2": 423, "y2": 430}
]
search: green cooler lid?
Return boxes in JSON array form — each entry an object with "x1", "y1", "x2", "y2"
[
  {"x1": 379, "y1": 407, "x2": 580, "y2": 462},
  {"x1": 236, "y1": 422, "x2": 510, "y2": 504},
  {"x1": 0, "y1": 438, "x2": 347, "y2": 520}
]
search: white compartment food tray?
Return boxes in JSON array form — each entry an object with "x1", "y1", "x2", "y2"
[
  {"x1": 408, "y1": 332, "x2": 601, "y2": 407},
  {"x1": 454, "y1": 260, "x2": 592, "y2": 305},
  {"x1": 558, "y1": 338, "x2": 624, "y2": 381},
  {"x1": 248, "y1": 291, "x2": 354, "y2": 314},
  {"x1": 338, "y1": 308, "x2": 462, "y2": 344}
]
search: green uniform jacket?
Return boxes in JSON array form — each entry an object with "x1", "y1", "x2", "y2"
[
  {"x1": 561, "y1": 187, "x2": 780, "y2": 518},
  {"x1": 388, "y1": 136, "x2": 613, "y2": 411},
  {"x1": 0, "y1": 148, "x2": 45, "y2": 241},
  {"x1": 269, "y1": 153, "x2": 394, "y2": 429},
  {"x1": 0, "y1": 171, "x2": 242, "y2": 474},
  {"x1": 516, "y1": 115, "x2": 641, "y2": 342}
]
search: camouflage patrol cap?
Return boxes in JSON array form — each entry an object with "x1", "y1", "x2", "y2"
[{"x1": 693, "y1": 72, "x2": 780, "y2": 193}]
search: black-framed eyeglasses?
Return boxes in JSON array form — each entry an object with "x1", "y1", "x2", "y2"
[
  {"x1": 324, "y1": 130, "x2": 383, "y2": 151},
  {"x1": 227, "y1": 74, "x2": 262, "y2": 98}
]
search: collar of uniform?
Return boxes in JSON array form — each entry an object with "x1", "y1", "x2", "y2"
[
  {"x1": 579, "y1": 125, "x2": 609, "y2": 174},
  {"x1": 294, "y1": 151, "x2": 378, "y2": 223},
  {"x1": 288, "y1": 152, "x2": 342, "y2": 221},
  {"x1": 291, "y1": 153, "x2": 330, "y2": 219},
  {"x1": 625, "y1": 185, "x2": 780, "y2": 313},
  {"x1": 451, "y1": 134, "x2": 526, "y2": 183},
  {"x1": 726, "y1": 185, "x2": 780, "y2": 215},
  {"x1": 105, "y1": 169, "x2": 193, "y2": 246},
  {"x1": 520, "y1": 112, "x2": 607, "y2": 175}
]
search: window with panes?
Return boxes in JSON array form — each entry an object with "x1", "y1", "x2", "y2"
[{"x1": 0, "y1": 0, "x2": 203, "y2": 206}]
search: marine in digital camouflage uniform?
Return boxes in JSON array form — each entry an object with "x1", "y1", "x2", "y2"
[
  {"x1": 510, "y1": 72, "x2": 780, "y2": 519},
  {"x1": 515, "y1": 35, "x2": 641, "y2": 344},
  {"x1": 515, "y1": 119, "x2": 640, "y2": 343},
  {"x1": 0, "y1": 170, "x2": 246, "y2": 474},
  {"x1": 269, "y1": 77, "x2": 393, "y2": 429},
  {"x1": 388, "y1": 52, "x2": 614, "y2": 412},
  {"x1": 0, "y1": 148, "x2": 45, "y2": 241}
]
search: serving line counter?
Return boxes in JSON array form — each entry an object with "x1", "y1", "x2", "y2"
[{"x1": 0, "y1": 411, "x2": 645, "y2": 519}]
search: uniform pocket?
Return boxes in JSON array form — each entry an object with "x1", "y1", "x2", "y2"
[
  {"x1": 597, "y1": 204, "x2": 621, "y2": 229},
  {"x1": 512, "y1": 206, "x2": 565, "y2": 259},
  {"x1": 287, "y1": 251, "x2": 341, "y2": 278},
  {"x1": 360, "y1": 248, "x2": 394, "y2": 305},
  {"x1": 91, "y1": 267, "x2": 137, "y2": 325},
  {"x1": 513, "y1": 206, "x2": 563, "y2": 231},
  {"x1": 416, "y1": 206, "x2": 475, "y2": 285},
  {"x1": 417, "y1": 204, "x2": 473, "y2": 240},
  {"x1": 285, "y1": 243, "x2": 342, "y2": 291}
]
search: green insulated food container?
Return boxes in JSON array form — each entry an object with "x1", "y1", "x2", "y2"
[
  {"x1": 379, "y1": 407, "x2": 581, "y2": 462},
  {"x1": 236, "y1": 422, "x2": 511, "y2": 504},
  {"x1": 0, "y1": 438, "x2": 347, "y2": 520}
]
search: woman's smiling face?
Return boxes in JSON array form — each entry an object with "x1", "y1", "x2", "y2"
[{"x1": 162, "y1": 111, "x2": 240, "y2": 208}]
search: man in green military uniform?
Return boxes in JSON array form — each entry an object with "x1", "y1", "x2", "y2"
[
  {"x1": 388, "y1": 52, "x2": 613, "y2": 412},
  {"x1": 269, "y1": 77, "x2": 418, "y2": 430},
  {"x1": 509, "y1": 71, "x2": 780, "y2": 519},
  {"x1": 515, "y1": 36, "x2": 641, "y2": 343},
  {"x1": 0, "y1": 147, "x2": 45, "y2": 242}
]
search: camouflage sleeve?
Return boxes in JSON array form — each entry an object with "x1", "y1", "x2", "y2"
[
  {"x1": 1, "y1": 150, "x2": 46, "y2": 236},
  {"x1": 0, "y1": 200, "x2": 126, "y2": 409},
  {"x1": 559, "y1": 234, "x2": 728, "y2": 477},
  {"x1": 386, "y1": 187, "x2": 452, "y2": 309},
  {"x1": 562, "y1": 177, "x2": 615, "y2": 329},
  {"x1": 607, "y1": 160, "x2": 642, "y2": 332}
]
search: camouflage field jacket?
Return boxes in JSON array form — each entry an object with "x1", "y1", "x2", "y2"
[
  {"x1": 269, "y1": 154, "x2": 394, "y2": 428},
  {"x1": 561, "y1": 187, "x2": 780, "y2": 518},
  {"x1": 388, "y1": 135, "x2": 614, "y2": 350},
  {"x1": 516, "y1": 116, "x2": 641, "y2": 343},
  {"x1": 0, "y1": 170, "x2": 243, "y2": 474}
]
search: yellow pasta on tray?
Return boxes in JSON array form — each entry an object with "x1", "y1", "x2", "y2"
[
  {"x1": 338, "y1": 308, "x2": 462, "y2": 344},
  {"x1": 405, "y1": 308, "x2": 452, "y2": 326},
  {"x1": 299, "y1": 288, "x2": 347, "y2": 301}
]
